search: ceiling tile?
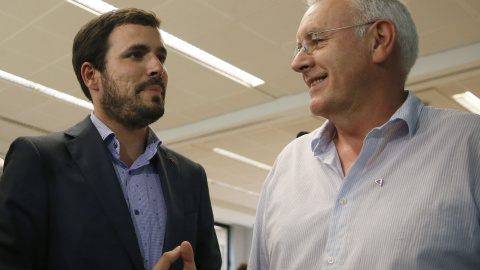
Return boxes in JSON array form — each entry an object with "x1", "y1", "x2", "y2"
[
  {"x1": 35, "y1": 100, "x2": 91, "y2": 129},
  {"x1": 458, "y1": 77, "x2": 480, "y2": 97},
  {"x1": 0, "y1": 92, "x2": 25, "y2": 117},
  {"x1": 237, "y1": 1, "x2": 306, "y2": 47},
  {"x1": 216, "y1": 89, "x2": 274, "y2": 112},
  {"x1": 0, "y1": 85, "x2": 53, "y2": 116},
  {"x1": 415, "y1": 88, "x2": 466, "y2": 111},
  {"x1": 164, "y1": 85, "x2": 207, "y2": 113},
  {"x1": 153, "y1": 111, "x2": 196, "y2": 131},
  {"x1": 0, "y1": 46, "x2": 46, "y2": 77},
  {"x1": 3, "y1": 25, "x2": 70, "y2": 64},
  {"x1": 153, "y1": 0, "x2": 234, "y2": 42},
  {"x1": 0, "y1": 117, "x2": 46, "y2": 143},
  {"x1": 180, "y1": 101, "x2": 227, "y2": 121},
  {"x1": 459, "y1": 0, "x2": 480, "y2": 16},
  {"x1": 165, "y1": 50, "x2": 248, "y2": 101},
  {"x1": 35, "y1": 1, "x2": 97, "y2": 40},
  {"x1": 0, "y1": 0, "x2": 63, "y2": 22},
  {"x1": 190, "y1": 22, "x2": 272, "y2": 66},
  {"x1": 109, "y1": 0, "x2": 175, "y2": 13},
  {"x1": 195, "y1": 0, "x2": 276, "y2": 22},
  {"x1": 409, "y1": 0, "x2": 469, "y2": 35},
  {"x1": 13, "y1": 109, "x2": 63, "y2": 133},
  {"x1": 0, "y1": 11, "x2": 28, "y2": 43},
  {"x1": 419, "y1": 17, "x2": 480, "y2": 56},
  {"x1": 27, "y1": 66, "x2": 84, "y2": 99}
]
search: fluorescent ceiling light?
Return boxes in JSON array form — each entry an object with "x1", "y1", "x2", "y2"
[
  {"x1": 160, "y1": 31, "x2": 264, "y2": 87},
  {"x1": 0, "y1": 70, "x2": 93, "y2": 111},
  {"x1": 0, "y1": 158, "x2": 4, "y2": 169},
  {"x1": 213, "y1": 147, "x2": 272, "y2": 171},
  {"x1": 66, "y1": 0, "x2": 265, "y2": 88},
  {"x1": 66, "y1": 0, "x2": 115, "y2": 15},
  {"x1": 452, "y1": 91, "x2": 480, "y2": 114}
]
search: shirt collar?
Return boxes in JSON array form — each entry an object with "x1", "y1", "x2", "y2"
[
  {"x1": 311, "y1": 120, "x2": 336, "y2": 155},
  {"x1": 386, "y1": 90, "x2": 423, "y2": 137},
  {"x1": 90, "y1": 112, "x2": 114, "y2": 141},
  {"x1": 89, "y1": 112, "x2": 162, "y2": 154},
  {"x1": 311, "y1": 90, "x2": 424, "y2": 154}
]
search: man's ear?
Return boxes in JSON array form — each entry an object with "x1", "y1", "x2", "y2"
[
  {"x1": 371, "y1": 19, "x2": 397, "y2": 64},
  {"x1": 81, "y1": 62, "x2": 101, "y2": 92}
]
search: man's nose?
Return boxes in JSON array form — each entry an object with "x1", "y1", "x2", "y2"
[
  {"x1": 291, "y1": 50, "x2": 312, "y2": 73},
  {"x1": 148, "y1": 55, "x2": 165, "y2": 77}
]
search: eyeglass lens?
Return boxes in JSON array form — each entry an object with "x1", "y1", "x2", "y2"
[{"x1": 294, "y1": 33, "x2": 317, "y2": 57}]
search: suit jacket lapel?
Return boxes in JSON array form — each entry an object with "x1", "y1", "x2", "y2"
[
  {"x1": 64, "y1": 117, "x2": 144, "y2": 270},
  {"x1": 154, "y1": 146, "x2": 184, "y2": 252}
]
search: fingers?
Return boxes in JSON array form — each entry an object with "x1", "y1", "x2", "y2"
[
  {"x1": 152, "y1": 246, "x2": 181, "y2": 270},
  {"x1": 180, "y1": 241, "x2": 196, "y2": 270},
  {"x1": 151, "y1": 241, "x2": 196, "y2": 270}
]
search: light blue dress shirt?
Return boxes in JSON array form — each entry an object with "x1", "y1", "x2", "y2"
[
  {"x1": 249, "y1": 91, "x2": 480, "y2": 269},
  {"x1": 90, "y1": 114, "x2": 166, "y2": 270}
]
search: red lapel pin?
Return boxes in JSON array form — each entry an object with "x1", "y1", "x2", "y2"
[{"x1": 375, "y1": 179, "x2": 383, "y2": 187}]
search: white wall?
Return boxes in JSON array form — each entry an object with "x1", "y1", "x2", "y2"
[{"x1": 229, "y1": 224, "x2": 253, "y2": 270}]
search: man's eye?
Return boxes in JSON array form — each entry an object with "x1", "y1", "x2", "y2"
[
  {"x1": 127, "y1": 52, "x2": 143, "y2": 59},
  {"x1": 157, "y1": 55, "x2": 166, "y2": 64},
  {"x1": 311, "y1": 38, "x2": 327, "y2": 46}
]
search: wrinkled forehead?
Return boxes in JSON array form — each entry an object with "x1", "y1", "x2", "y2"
[{"x1": 296, "y1": 0, "x2": 353, "y2": 40}]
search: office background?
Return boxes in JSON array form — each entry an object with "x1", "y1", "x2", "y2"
[{"x1": 1, "y1": 0, "x2": 480, "y2": 268}]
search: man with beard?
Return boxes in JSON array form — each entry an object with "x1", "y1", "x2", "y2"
[{"x1": 0, "y1": 8, "x2": 221, "y2": 270}]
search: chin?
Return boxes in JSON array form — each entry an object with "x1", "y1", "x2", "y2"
[
  {"x1": 309, "y1": 100, "x2": 326, "y2": 117},
  {"x1": 151, "y1": 95, "x2": 162, "y2": 103}
]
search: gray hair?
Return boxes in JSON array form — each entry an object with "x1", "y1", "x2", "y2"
[{"x1": 306, "y1": 0, "x2": 418, "y2": 78}]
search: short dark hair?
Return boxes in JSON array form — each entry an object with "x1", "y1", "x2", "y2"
[{"x1": 72, "y1": 8, "x2": 161, "y2": 101}]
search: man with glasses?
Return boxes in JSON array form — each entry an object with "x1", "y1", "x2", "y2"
[{"x1": 249, "y1": 0, "x2": 480, "y2": 269}]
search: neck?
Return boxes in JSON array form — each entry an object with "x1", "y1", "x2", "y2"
[
  {"x1": 333, "y1": 89, "x2": 407, "y2": 142},
  {"x1": 331, "y1": 89, "x2": 407, "y2": 175},
  {"x1": 95, "y1": 111, "x2": 148, "y2": 168},
  {"x1": 116, "y1": 128, "x2": 148, "y2": 168}
]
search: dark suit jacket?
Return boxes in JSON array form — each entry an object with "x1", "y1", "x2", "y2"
[{"x1": 0, "y1": 117, "x2": 221, "y2": 270}]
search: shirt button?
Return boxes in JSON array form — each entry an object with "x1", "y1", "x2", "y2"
[
  {"x1": 134, "y1": 210, "x2": 140, "y2": 215},
  {"x1": 327, "y1": 257, "x2": 335, "y2": 264},
  {"x1": 339, "y1": 198, "x2": 347, "y2": 205}
]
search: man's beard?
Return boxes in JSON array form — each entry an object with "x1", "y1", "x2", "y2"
[{"x1": 100, "y1": 73, "x2": 166, "y2": 130}]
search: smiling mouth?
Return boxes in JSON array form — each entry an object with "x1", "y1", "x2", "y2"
[{"x1": 310, "y1": 76, "x2": 327, "y2": 87}]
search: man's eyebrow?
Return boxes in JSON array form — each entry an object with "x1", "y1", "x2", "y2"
[
  {"x1": 122, "y1": 44, "x2": 167, "y2": 58},
  {"x1": 127, "y1": 44, "x2": 149, "y2": 51},
  {"x1": 124, "y1": 44, "x2": 167, "y2": 53}
]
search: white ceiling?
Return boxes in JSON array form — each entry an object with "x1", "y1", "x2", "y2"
[{"x1": 1, "y1": 0, "x2": 479, "y2": 227}]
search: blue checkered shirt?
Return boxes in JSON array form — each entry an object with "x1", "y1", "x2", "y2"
[{"x1": 90, "y1": 113, "x2": 166, "y2": 270}]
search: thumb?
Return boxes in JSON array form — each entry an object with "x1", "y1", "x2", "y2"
[
  {"x1": 180, "y1": 241, "x2": 196, "y2": 270},
  {"x1": 153, "y1": 246, "x2": 181, "y2": 270}
]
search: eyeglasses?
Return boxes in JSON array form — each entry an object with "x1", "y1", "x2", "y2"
[{"x1": 294, "y1": 21, "x2": 377, "y2": 57}]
